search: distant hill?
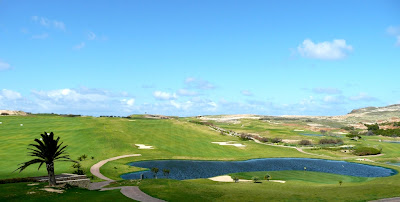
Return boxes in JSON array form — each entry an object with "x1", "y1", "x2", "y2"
[
  {"x1": 0, "y1": 110, "x2": 27, "y2": 116},
  {"x1": 348, "y1": 104, "x2": 400, "y2": 115}
]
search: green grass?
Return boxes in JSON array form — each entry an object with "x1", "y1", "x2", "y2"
[
  {"x1": 1, "y1": 114, "x2": 400, "y2": 201},
  {"x1": 0, "y1": 182, "x2": 131, "y2": 201},
  {"x1": 229, "y1": 170, "x2": 374, "y2": 184},
  {"x1": 137, "y1": 176, "x2": 400, "y2": 201},
  {"x1": 0, "y1": 115, "x2": 308, "y2": 180}
]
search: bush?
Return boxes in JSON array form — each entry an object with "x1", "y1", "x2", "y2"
[
  {"x1": 271, "y1": 138, "x2": 282, "y2": 143},
  {"x1": 341, "y1": 126, "x2": 355, "y2": 131},
  {"x1": 1, "y1": 113, "x2": 9, "y2": 115},
  {"x1": 239, "y1": 133, "x2": 252, "y2": 141},
  {"x1": 252, "y1": 176, "x2": 259, "y2": 183},
  {"x1": 299, "y1": 140, "x2": 312, "y2": 145},
  {"x1": 0, "y1": 177, "x2": 37, "y2": 184},
  {"x1": 231, "y1": 176, "x2": 239, "y2": 183},
  {"x1": 319, "y1": 139, "x2": 343, "y2": 145},
  {"x1": 364, "y1": 123, "x2": 379, "y2": 131},
  {"x1": 346, "y1": 134, "x2": 362, "y2": 140},
  {"x1": 353, "y1": 146, "x2": 381, "y2": 156},
  {"x1": 259, "y1": 137, "x2": 269, "y2": 143}
]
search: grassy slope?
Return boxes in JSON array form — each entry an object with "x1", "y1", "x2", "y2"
[
  {"x1": 1, "y1": 115, "x2": 400, "y2": 201},
  {"x1": 0, "y1": 182, "x2": 131, "y2": 201},
  {"x1": 0, "y1": 115, "x2": 307, "y2": 179},
  {"x1": 138, "y1": 176, "x2": 400, "y2": 202}
]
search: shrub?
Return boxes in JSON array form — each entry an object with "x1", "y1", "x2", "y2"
[
  {"x1": 231, "y1": 176, "x2": 239, "y2": 183},
  {"x1": 365, "y1": 130, "x2": 374, "y2": 136},
  {"x1": 339, "y1": 180, "x2": 343, "y2": 186},
  {"x1": 1, "y1": 113, "x2": 9, "y2": 115},
  {"x1": 252, "y1": 176, "x2": 259, "y2": 183},
  {"x1": 239, "y1": 133, "x2": 252, "y2": 141},
  {"x1": 259, "y1": 137, "x2": 269, "y2": 143},
  {"x1": 346, "y1": 134, "x2": 362, "y2": 140},
  {"x1": 0, "y1": 177, "x2": 37, "y2": 184},
  {"x1": 364, "y1": 123, "x2": 379, "y2": 131},
  {"x1": 319, "y1": 139, "x2": 343, "y2": 145},
  {"x1": 299, "y1": 140, "x2": 312, "y2": 145},
  {"x1": 271, "y1": 138, "x2": 282, "y2": 143},
  {"x1": 353, "y1": 146, "x2": 381, "y2": 156},
  {"x1": 341, "y1": 126, "x2": 355, "y2": 131},
  {"x1": 264, "y1": 174, "x2": 271, "y2": 181}
]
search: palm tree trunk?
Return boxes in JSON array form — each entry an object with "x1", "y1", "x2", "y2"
[{"x1": 46, "y1": 162, "x2": 56, "y2": 186}]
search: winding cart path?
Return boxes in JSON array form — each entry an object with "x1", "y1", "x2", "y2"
[{"x1": 89, "y1": 154, "x2": 165, "y2": 202}]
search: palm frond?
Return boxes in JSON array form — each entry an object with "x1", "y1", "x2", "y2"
[{"x1": 14, "y1": 158, "x2": 45, "y2": 173}]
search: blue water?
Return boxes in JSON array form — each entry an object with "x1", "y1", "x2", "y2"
[
  {"x1": 300, "y1": 133, "x2": 324, "y2": 137},
  {"x1": 121, "y1": 158, "x2": 397, "y2": 180},
  {"x1": 385, "y1": 141, "x2": 400, "y2": 144}
]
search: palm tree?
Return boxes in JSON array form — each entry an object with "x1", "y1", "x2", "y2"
[
  {"x1": 15, "y1": 132, "x2": 76, "y2": 186},
  {"x1": 162, "y1": 169, "x2": 170, "y2": 178},
  {"x1": 151, "y1": 167, "x2": 159, "y2": 179}
]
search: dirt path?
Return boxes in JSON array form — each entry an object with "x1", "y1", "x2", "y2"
[
  {"x1": 90, "y1": 154, "x2": 142, "y2": 181},
  {"x1": 89, "y1": 154, "x2": 165, "y2": 201},
  {"x1": 101, "y1": 186, "x2": 165, "y2": 202}
]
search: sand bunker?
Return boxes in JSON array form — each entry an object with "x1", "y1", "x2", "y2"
[
  {"x1": 27, "y1": 183, "x2": 39, "y2": 186},
  {"x1": 293, "y1": 129, "x2": 304, "y2": 131},
  {"x1": 135, "y1": 144, "x2": 154, "y2": 149},
  {"x1": 356, "y1": 158, "x2": 374, "y2": 162},
  {"x1": 209, "y1": 175, "x2": 251, "y2": 182},
  {"x1": 41, "y1": 188, "x2": 64, "y2": 193},
  {"x1": 209, "y1": 175, "x2": 286, "y2": 183},
  {"x1": 211, "y1": 141, "x2": 245, "y2": 147},
  {"x1": 270, "y1": 180, "x2": 286, "y2": 183}
]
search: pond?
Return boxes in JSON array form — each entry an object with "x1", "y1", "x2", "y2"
[{"x1": 121, "y1": 158, "x2": 397, "y2": 180}]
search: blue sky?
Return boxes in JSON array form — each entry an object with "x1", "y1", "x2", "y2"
[{"x1": 0, "y1": 0, "x2": 399, "y2": 116}]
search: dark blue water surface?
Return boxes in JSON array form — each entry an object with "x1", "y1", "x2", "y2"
[{"x1": 121, "y1": 158, "x2": 397, "y2": 180}]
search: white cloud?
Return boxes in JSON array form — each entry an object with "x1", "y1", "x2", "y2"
[
  {"x1": 53, "y1": 20, "x2": 65, "y2": 31},
  {"x1": 153, "y1": 91, "x2": 177, "y2": 100},
  {"x1": 33, "y1": 88, "x2": 109, "y2": 102},
  {"x1": 387, "y1": 26, "x2": 400, "y2": 35},
  {"x1": 184, "y1": 77, "x2": 215, "y2": 90},
  {"x1": 177, "y1": 89, "x2": 198, "y2": 96},
  {"x1": 386, "y1": 26, "x2": 400, "y2": 47},
  {"x1": 241, "y1": 90, "x2": 253, "y2": 96},
  {"x1": 297, "y1": 39, "x2": 353, "y2": 60},
  {"x1": 323, "y1": 95, "x2": 344, "y2": 104},
  {"x1": 121, "y1": 98, "x2": 135, "y2": 106},
  {"x1": 1, "y1": 89, "x2": 22, "y2": 100},
  {"x1": 32, "y1": 33, "x2": 48, "y2": 39},
  {"x1": 73, "y1": 42, "x2": 85, "y2": 50},
  {"x1": 396, "y1": 36, "x2": 400, "y2": 46},
  {"x1": 88, "y1": 31, "x2": 96, "y2": 40},
  {"x1": 0, "y1": 60, "x2": 11, "y2": 71},
  {"x1": 32, "y1": 16, "x2": 66, "y2": 31},
  {"x1": 312, "y1": 87, "x2": 342, "y2": 94},
  {"x1": 349, "y1": 93, "x2": 377, "y2": 102}
]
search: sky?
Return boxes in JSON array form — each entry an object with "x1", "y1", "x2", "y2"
[{"x1": 0, "y1": 0, "x2": 399, "y2": 116}]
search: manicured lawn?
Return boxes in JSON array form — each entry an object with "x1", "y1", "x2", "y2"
[{"x1": 0, "y1": 182, "x2": 131, "y2": 201}]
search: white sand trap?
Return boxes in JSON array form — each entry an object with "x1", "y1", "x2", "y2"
[
  {"x1": 293, "y1": 129, "x2": 304, "y2": 131},
  {"x1": 41, "y1": 188, "x2": 64, "y2": 193},
  {"x1": 211, "y1": 141, "x2": 246, "y2": 147},
  {"x1": 334, "y1": 132, "x2": 348, "y2": 135},
  {"x1": 270, "y1": 180, "x2": 286, "y2": 183},
  {"x1": 27, "y1": 183, "x2": 39, "y2": 186},
  {"x1": 209, "y1": 175, "x2": 251, "y2": 182},
  {"x1": 356, "y1": 158, "x2": 374, "y2": 162},
  {"x1": 135, "y1": 144, "x2": 154, "y2": 149}
]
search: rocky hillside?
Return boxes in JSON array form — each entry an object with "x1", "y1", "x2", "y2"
[{"x1": 0, "y1": 110, "x2": 27, "y2": 116}]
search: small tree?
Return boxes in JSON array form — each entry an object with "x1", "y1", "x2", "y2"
[
  {"x1": 232, "y1": 176, "x2": 239, "y2": 183},
  {"x1": 264, "y1": 174, "x2": 271, "y2": 181},
  {"x1": 252, "y1": 176, "x2": 259, "y2": 183},
  {"x1": 151, "y1": 167, "x2": 159, "y2": 179},
  {"x1": 162, "y1": 169, "x2": 170, "y2": 178},
  {"x1": 339, "y1": 180, "x2": 343, "y2": 186}
]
